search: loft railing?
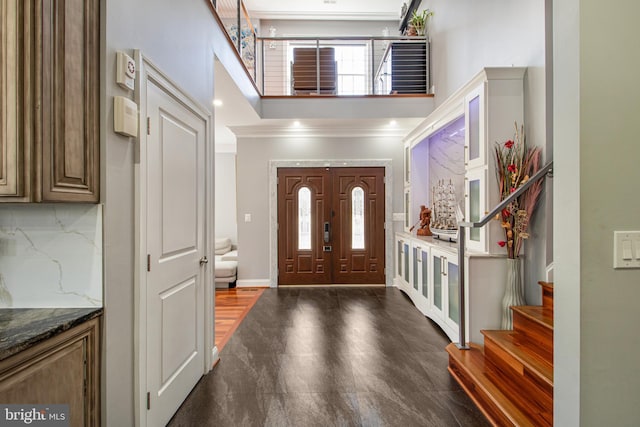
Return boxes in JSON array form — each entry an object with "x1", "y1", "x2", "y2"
[
  {"x1": 209, "y1": 1, "x2": 432, "y2": 96},
  {"x1": 213, "y1": 0, "x2": 258, "y2": 80},
  {"x1": 455, "y1": 161, "x2": 554, "y2": 350},
  {"x1": 257, "y1": 36, "x2": 430, "y2": 96}
]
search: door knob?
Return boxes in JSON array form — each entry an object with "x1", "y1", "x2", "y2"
[{"x1": 199, "y1": 256, "x2": 209, "y2": 265}]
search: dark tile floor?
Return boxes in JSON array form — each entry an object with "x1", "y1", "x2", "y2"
[{"x1": 168, "y1": 286, "x2": 490, "y2": 427}]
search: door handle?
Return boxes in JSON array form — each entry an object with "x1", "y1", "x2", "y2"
[
  {"x1": 324, "y1": 222, "x2": 331, "y2": 243},
  {"x1": 199, "y1": 256, "x2": 209, "y2": 265}
]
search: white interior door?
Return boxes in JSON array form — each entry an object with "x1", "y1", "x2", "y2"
[{"x1": 146, "y1": 79, "x2": 206, "y2": 426}]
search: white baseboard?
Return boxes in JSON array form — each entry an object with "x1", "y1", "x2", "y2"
[
  {"x1": 211, "y1": 346, "x2": 219, "y2": 368},
  {"x1": 236, "y1": 279, "x2": 271, "y2": 288}
]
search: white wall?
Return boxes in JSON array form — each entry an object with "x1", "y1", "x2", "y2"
[
  {"x1": 235, "y1": 136, "x2": 404, "y2": 283},
  {"x1": 552, "y1": 0, "x2": 580, "y2": 422},
  {"x1": 215, "y1": 152, "x2": 238, "y2": 245},
  {"x1": 0, "y1": 204, "x2": 102, "y2": 308},
  {"x1": 425, "y1": 0, "x2": 548, "y2": 303},
  {"x1": 576, "y1": 1, "x2": 640, "y2": 424},
  {"x1": 102, "y1": 0, "x2": 253, "y2": 424}
]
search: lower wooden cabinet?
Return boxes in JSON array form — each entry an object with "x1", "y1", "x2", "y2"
[{"x1": 0, "y1": 317, "x2": 101, "y2": 427}]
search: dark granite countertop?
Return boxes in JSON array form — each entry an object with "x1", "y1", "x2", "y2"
[{"x1": 0, "y1": 307, "x2": 103, "y2": 362}]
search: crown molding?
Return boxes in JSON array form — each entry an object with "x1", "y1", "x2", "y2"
[
  {"x1": 229, "y1": 123, "x2": 416, "y2": 139},
  {"x1": 248, "y1": 10, "x2": 399, "y2": 21}
]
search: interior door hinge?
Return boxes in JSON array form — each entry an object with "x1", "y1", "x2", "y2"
[
  {"x1": 147, "y1": 254, "x2": 151, "y2": 272},
  {"x1": 147, "y1": 117, "x2": 151, "y2": 135},
  {"x1": 147, "y1": 392, "x2": 151, "y2": 410}
]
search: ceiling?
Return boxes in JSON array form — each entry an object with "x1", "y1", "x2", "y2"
[{"x1": 243, "y1": 0, "x2": 405, "y2": 21}]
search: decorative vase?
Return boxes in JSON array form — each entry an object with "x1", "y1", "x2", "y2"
[{"x1": 501, "y1": 257, "x2": 526, "y2": 329}]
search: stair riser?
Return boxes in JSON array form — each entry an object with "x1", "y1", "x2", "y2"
[
  {"x1": 513, "y1": 312, "x2": 553, "y2": 358},
  {"x1": 484, "y1": 339, "x2": 553, "y2": 407},
  {"x1": 448, "y1": 359, "x2": 517, "y2": 427},
  {"x1": 483, "y1": 359, "x2": 553, "y2": 427},
  {"x1": 542, "y1": 288, "x2": 553, "y2": 312}
]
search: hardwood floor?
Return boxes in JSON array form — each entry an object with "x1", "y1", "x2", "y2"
[{"x1": 215, "y1": 287, "x2": 265, "y2": 351}]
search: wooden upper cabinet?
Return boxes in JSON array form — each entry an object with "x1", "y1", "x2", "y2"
[
  {"x1": 0, "y1": 0, "x2": 100, "y2": 203},
  {"x1": 37, "y1": 0, "x2": 100, "y2": 202},
  {"x1": 0, "y1": 0, "x2": 29, "y2": 200}
]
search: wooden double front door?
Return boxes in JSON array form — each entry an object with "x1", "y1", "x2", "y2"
[{"x1": 277, "y1": 167, "x2": 385, "y2": 285}]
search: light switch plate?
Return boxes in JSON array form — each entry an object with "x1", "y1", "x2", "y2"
[{"x1": 613, "y1": 231, "x2": 640, "y2": 269}]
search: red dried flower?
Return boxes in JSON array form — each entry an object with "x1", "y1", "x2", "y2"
[
  {"x1": 507, "y1": 164, "x2": 517, "y2": 173},
  {"x1": 504, "y1": 140, "x2": 514, "y2": 149},
  {"x1": 502, "y1": 208, "x2": 510, "y2": 217},
  {"x1": 497, "y1": 241, "x2": 507, "y2": 247}
]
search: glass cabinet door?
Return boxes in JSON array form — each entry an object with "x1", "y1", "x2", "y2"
[
  {"x1": 404, "y1": 144, "x2": 411, "y2": 186},
  {"x1": 420, "y1": 249, "x2": 429, "y2": 301},
  {"x1": 447, "y1": 260, "x2": 460, "y2": 327},
  {"x1": 465, "y1": 167, "x2": 487, "y2": 252},
  {"x1": 403, "y1": 241, "x2": 410, "y2": 283},
  {"x1": 397, "y1": 239, "x2": 403, "y2": 277},
  {"x1": 404, "y1": 189, "x2": 410, "y2": 231},
  {"x1": 412, "y1": 246, "x2": 419, "y2": 291},
  {"x1": 432, "y1": 253, "x2": 443, "y2": 314},
  {"x1": 465, "y1": 84, "x2": 486, "y2": 169}
]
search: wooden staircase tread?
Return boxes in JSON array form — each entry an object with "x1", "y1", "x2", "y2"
[
  {"x1": 511, "y1": 306, "x2": 553, "y2": 330},
  {"x1": 482, "y1": 330, "x2": 554, "y2": 387},
  {"x1": 446, "y1": 343, "x2": 542, "y2": 427},
  {"x1": 538, "y1": 281, "x2": 554, "y2": 290}
]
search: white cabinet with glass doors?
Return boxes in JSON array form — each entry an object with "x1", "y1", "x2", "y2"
[
  {"x1": 394, "y1": 67, "x2": 527, "y2": 343},
  {"x1": 393, "y1": 233, "x2": 507, "y2": 343}
]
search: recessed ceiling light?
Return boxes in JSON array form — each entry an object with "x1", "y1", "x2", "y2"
[
  {"x1": 389, "y1": 120, "x2": 397, "y2": 126},
  {"x1": 293, "y1": 121, "x2": 301, "y2": 127},
  {"x1": 213, "y1": 99, "x2": 223, "y2": 107}
]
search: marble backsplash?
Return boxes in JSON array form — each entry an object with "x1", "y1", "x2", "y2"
[
  {"x1": 0, "y1": 204, "x2": 102, "y2": 308},
  {"x1": 428, "y1": 116, "x2": 466, "y2": 210}
]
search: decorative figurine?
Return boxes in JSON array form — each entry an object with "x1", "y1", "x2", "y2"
[{"x1": 416, "y1": 205, "x2": 433, "y2": 236}]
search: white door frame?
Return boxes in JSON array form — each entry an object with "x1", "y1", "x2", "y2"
[
  {"x1": 269, "y1": 159, "x2": 394, "y2": 288},
  {"x1": 133, "y1": 51, "x2": 216, "y2": 426}
]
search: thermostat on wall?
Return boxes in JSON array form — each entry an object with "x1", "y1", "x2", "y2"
[
  {"x1": 116, "y1": 51, "x2": 136, "y2": 91},
  {"x1": 114, "y1": 96, "x2": 138, "y2": 137}
]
